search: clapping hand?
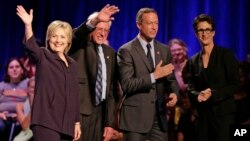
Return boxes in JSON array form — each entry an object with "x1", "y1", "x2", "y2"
[
  {"x1": 197, "y1": 88, "x2": 212, "y2": 102},
  {"x1": 166, "y1": 93, "x2": 178, "y2": 107}
]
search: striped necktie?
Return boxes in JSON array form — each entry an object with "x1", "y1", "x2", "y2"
[{"x1": 95, "y1": 46, "x2": 102, "y2": 105}]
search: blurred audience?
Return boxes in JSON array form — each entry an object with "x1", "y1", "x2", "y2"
[
  {"x1": 167, "y1": 38, "x2": 193, "y2": 141},
  {"x1": 20, "y1": 56, "x2": 36, "y2": 78},
  {"x1": 14, "y1": 76, "x2": 35, "y2": 141},
  {"x1": 234, "y1": 61, "x2": 250, "y2": 125},
  {"x1": 0, "y1": 58, "x2": 29, "y2": 140},
  {"x1": 168, "y1": 38, "x2": 188, "y2": 96},
  {"x1": 176, "y1": 96, "x2": 196, "y2": 141}
]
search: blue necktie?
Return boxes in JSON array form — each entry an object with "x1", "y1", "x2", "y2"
[
  {"x1": 95, "y1": 46, "x2": 102, "y2": 105},
  {"x1": 147, "y1": 43, "x2": 154, "y2": 68}
]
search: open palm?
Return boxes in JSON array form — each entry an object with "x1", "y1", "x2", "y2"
[
  {"x1": 97, "y1": 4, "x2": 119, "y2": 22},
  {"x1": 16, "y1": 5, "x2": 33, "y2": 25}
]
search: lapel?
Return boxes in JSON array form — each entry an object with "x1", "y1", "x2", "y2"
[
  {"x1": 197, "y1": 51, "x2": 210, "y2": 83},
  {"x1": 85, "y1": 40, "x2": 98, "y2": 81},
  {"x1": 133, "y1": 39, "x2": 154, "y2": 72},
  {"x1": 102, "y1": 44, "x2": 112, "y2": 81},
  {"x1": 154, "y1": 41, "x2": 161, "y2": 68},
  {"x1": 202, "y1": 46, "x2": 216, "y2": 84}
]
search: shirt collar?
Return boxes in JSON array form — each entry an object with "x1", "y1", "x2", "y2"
[{"x1": 137, "y1": 34, "x2": 154, "y2": 48}]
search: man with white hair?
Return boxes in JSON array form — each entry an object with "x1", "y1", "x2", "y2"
[{"x1": 69, "y1": 4, "x2": 119, "y2": 141}]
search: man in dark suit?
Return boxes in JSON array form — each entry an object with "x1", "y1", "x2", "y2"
[
  {"x1": 117, "y1": 8, "x2": 179, "y2": 141},
  {"x1": 68, "y1": 4, "x2": 119, "y2": 141},
  {"x1": 186, "y1": 14, "x2": 240, "y2": 141}
]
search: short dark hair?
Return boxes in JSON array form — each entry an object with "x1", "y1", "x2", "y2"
[
  {"x1": 136, "y1": 8, "x2": 157, "y2": 23},
  {"x1": 193, "y1": 14, "x2": 215, "y2": 32}
]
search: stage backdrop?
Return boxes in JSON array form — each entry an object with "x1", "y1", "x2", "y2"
[{"x1": 0, "y1": 0, "x2": 249, "y2": 80}]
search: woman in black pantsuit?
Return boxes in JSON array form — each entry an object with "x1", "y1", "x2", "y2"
[
  {"x1": 186, "y1": 14, "x2": 240, "y2": 141},
  {"x1": 16, "y1": 5, "x2": 81, "y2": 141}
]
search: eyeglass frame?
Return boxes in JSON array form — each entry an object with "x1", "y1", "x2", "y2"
[
  {"x1": 196, "y1": 28, "x2": 213, "y2": 34},
  {"x1": 95, "y1": 27, "x2": 110, "y2": 34}
]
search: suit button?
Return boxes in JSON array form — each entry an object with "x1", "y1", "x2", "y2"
[{"x1": 151, "y1": 101, "x2": 154, "y2": 104}]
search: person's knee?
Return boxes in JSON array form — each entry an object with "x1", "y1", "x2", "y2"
[{"x1": 0, "y1": 120, "x2": 7, "y2": 132}]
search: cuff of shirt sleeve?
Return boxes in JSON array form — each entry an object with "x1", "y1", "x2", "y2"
[
  {"x1": 150, "y1": 73, "x2": 156, "y2": 83},
  {"x1": 86, "y1": 20, "x2": 95, "y2": 29}
]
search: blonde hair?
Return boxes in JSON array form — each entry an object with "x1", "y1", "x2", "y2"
[
  {"x1": 168, "y1": 38, "x2": 188, "y2": 52},
  {"x1": 168, "y1": 38, "x2": 188, "y2": 59},
  {"x1": 45, "y1": 20, "x2": 73, "y2": 53}
]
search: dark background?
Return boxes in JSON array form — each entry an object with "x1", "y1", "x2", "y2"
[{"x1": 1, "y1": 0, "x2": 249, "y2": 80}]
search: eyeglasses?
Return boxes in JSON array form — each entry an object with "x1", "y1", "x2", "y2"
[
  {"x1": 96, "y1": 27, "x2": 110, "y2": 34},
  {"x1": 197, "y1": 28, "x2": 213, "y2": 34}
]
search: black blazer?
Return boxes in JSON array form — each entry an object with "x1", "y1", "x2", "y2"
[
  {"x1": 186, "y1": 46, "x2": 240, "y2": 116},
  {"x1": 69, "y1": 22, "x2": 118, "y2": 127},
  {"x1": 117, "y1": 38, "x2": 179, "y2": 133}
]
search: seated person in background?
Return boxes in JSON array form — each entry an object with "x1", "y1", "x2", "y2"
[
  {"x1": 234, "y1": 61, "x2": 250, "y2": 125},
  {"x1": 14, "y1": 77, "x2": 35, "y2": 141},
  {"x1": 0, "y1": 58, "x2": 29, "y2": 140}
]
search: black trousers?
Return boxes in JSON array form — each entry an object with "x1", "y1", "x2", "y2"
[
  {"x1": 32, "y1": 125, "x2": 73, "y2": 141},
  {"x1": 195, "y1": 111, "x2": 234, "y2": 141},
  {"x1": 0, "y1": 119, "x2": 21, "y2": 141},
  {"x1": 80, "y1": 105, "x2": 104, "y2": 141}
]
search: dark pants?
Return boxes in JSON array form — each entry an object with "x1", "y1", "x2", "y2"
[
  {"x1": 80, "y1": 105, "x2": 104, "y2": 141},
  {"x1": 32, "y1": 125, "x2": 73, "y2": 141},
  {"x1": 123, "y1": 115, "x2": 168, "y2": 141},
  {"x1": 195, "y1": 112, "x2": 234, "y2": 141},
  {"x1": 0, "y1": 119, "x2": 21, "y2": 141}
]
